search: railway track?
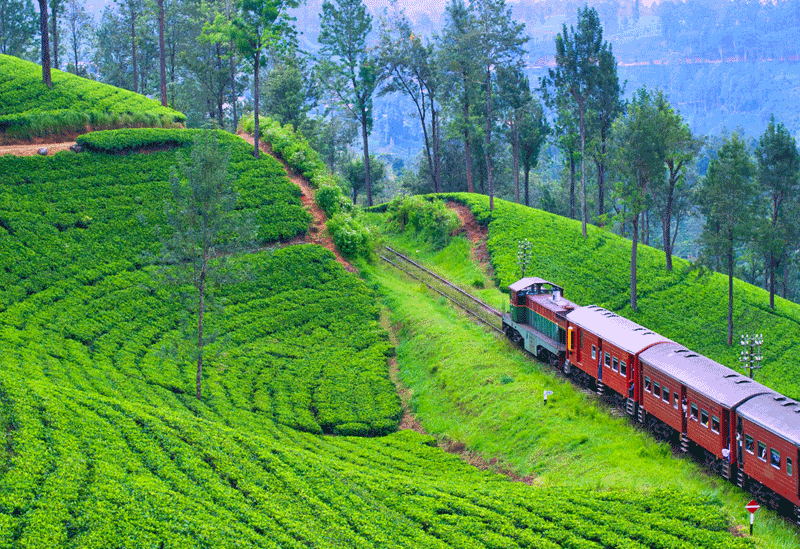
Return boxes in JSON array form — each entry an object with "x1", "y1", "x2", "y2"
[{"x1": 380, "y1": 246, "x2": 503, "y2": 334}]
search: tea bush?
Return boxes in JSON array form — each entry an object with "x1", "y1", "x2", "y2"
[{"x1": 0, "y1": 55, "x2": 185, "y2": 141}]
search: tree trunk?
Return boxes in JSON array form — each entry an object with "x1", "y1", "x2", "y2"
[
  {"x1": 631, "y1": 211, "x2": 639, "y2": 312},
  {"x1": 463, "y1": 83, "x2": 473, "y2": 193},
  {"x1": 158, "y1": 0, "x2": 167, "y2": 106},
  {"x1": 197, "y1": 257, "x2": 207, "y2": 401},
  {"x1": 512, "y1": 117, "x2": 520, "y2": 203},
  {"x1": 727, "y1": 242, "x2": 734, "y2": 346},
  {"x1": 230, "y1": 53, "x2": 237, "y2": 131},
  {"x1": 216, "y1": 44, "x2": 223, "y2": 127},
  {"x1": 39, "y1": 0, "x2": 52, "y2": 87},
  {"x1": 361, "y1": 115, "x2": 372, "y2": 206},
  {"x1": 523, "y1": 167, "x2": 530, "y2": 207},
  {"x1": 431, "y1": 103, "x2": 441, "y2": 193},
  {"x1": 597, "y1": 139, "x2": 606, "y2": 217},
  {"x1": 569, "y1": 152, "x2": 576, "y2": 219},
  {"x1": 783, "y1": 257, "x2": 788, "y2": 299},
  {"x1": 253, "y1": 51, "x2": 260, "y2": 158},
  {"x1": 50, "y1": 1, "x2": 59, "y2": 70},
  {"x1": 768, "y1": 250, "x2": 775, "y2": 310},
  {"x1": 485, "y1": 66, "x2": 494, "y2": 211},
  {"x1": 130, "y1": 3, "x2": 138, "y2": 94},
  {"x1": 578, "y1": 102, "x2": 587, "y2": 238}
]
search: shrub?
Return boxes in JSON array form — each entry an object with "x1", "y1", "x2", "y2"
[
  {"x1": 386, "y1": 195, "x2": 461, "y2": 249},
  {"x1": 327, "y1": 212, "x2": 372, "y2": 259}
]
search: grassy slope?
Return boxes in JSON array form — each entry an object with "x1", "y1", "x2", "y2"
[
  {"x1": 367, "y1": 222, "x2": 799, "y2": 549},
  {"x1": 0, "y1": 55, "x2": 185, "y2": 141},
  {"x1": 0, "y1": 135, "x2": 760, "y2": 548},
  {"x1": 423, "y1": 194, "x2": 800, "y2": 402}
]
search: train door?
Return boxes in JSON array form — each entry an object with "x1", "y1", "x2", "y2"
[
  {"x1": 736, "y1": 416, "x2": 744, "y2": 465},
  {"x1": 576, "y1": 328, "x2": 582, "y2": 363},
  {"x1": 680, "y1": 386, "x2": 688, "y2": 435},
  {"x1": 597, "y1": 340, "x2": 603, "y2": 381}
]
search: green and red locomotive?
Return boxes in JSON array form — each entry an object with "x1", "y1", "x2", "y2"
[{"x1": 503, "y1": 276, "x2": 800, "y2": 523}]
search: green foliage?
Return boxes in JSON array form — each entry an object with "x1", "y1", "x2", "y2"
[
  {"x1": 75, "y1": 128, "x2": 230, "y2": 153},
  {"x1": 327, "y1": 211, "x2": 372, "y2": 259},
  {"x1": 386, "y1": 195, "x2": 461, "y2": 249},
  {"x1": 433, "y1": 192, "x2": 800, "y2": 401},
  {"x1": 0, "y1": 54, "x2": 185, "y2": 141},
  {"x1": 240, "y1": 116, "x2": 331, "y2": 189}
]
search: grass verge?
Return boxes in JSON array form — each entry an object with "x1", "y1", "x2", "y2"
[{"x1": 363, "y1": 230, "x2": 800, "y2": 549}]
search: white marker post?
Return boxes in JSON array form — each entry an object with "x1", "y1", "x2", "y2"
[
  {"x1": 745, "y1": 500, "x2": 760, "y2": 535},
  {"x1": 543, "y1": 390, "x2": 553, "y2": 405}
]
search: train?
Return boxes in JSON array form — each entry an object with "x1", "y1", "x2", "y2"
[{"x1": 502, "y1": 276, "x2": 800, "y2": 524}]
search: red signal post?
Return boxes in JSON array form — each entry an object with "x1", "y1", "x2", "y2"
[{"x1": 745, "y1": 500, "x2": 760, "y2": 535}]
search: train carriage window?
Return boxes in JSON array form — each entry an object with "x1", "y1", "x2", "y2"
[
  {"x1": 620, "y1": 361, "x2": 627, "y2": 376},
  {"x1": 644, "y1": 376, "x2": 652, "y2": 393},
  {"x1": 711, "y1": 415, "x2": 720, "y2": 434},
  {"x1": 690, "y1": 403, "x2": 698, "y2": 420},
  {"x1": 662, "y1": 386, "x2": 670, "y2": 403},
  {"x1": 612, "y1": 357, "x2": 619, "y2": 372},
  {"x1": 604, "y1": 352, "x2": 611, "y2": 368},
  {"x1": 592, "y1": 345, "x2": 596, "y2": 360},
  {"x1": 673, "y1": 392, "x2": 679, "y2": 409},
  {"x1": 653, "y1": 382, "x2": 661, "y2": 399},
  {"x1": 758, "y1": 441, "x2": 767, "y2": 461},
  {"x1": 700, "y1": 408, "x2": 709, "y2": 427},
  {"x1": 745, "y1": 435, "x2": 754, "y2": 454},
  {"x1": 788, "y1": 457, "x2": 793, "y2": 477},
  {"x1": 770, "y1": 448, "x2": 781, "y2": 469}
]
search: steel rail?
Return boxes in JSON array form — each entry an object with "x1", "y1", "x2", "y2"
[
  {"x1": 380, "y1": 248, "x2": 503, "y2": 334},
  {"x1": 384, "y1": 246, "x2": 502, "y2": 318}
]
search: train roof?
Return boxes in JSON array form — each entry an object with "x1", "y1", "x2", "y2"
[
  {"x1": 737, "y1": 393, "x2": 800, "y2": 445},
  {"x1": 566, "y1": 305, "x2": 671, "y2": 354},
  {"x1": 509, "y1": 277, "x2": 561, "y2": 292},
  {"x1": 639, "y1": 342, "x2": 771, "y2": 408}
]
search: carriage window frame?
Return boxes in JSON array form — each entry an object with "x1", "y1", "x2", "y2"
[
  {"x1": 770, "y1": 448, "x2": 781, "y2": 469},
  {"x1": 620, "y1": 361, "x2": 627, "y2": 376},
  {"x1": 644, "y1": 376, "x2": 652, "y2": 393},
  {"x1": 591, "y1": 345, "x2": 596, "y2": 360},
  {"x1": 711, "y1": 415, "x2": 720, "y2": 434},
  {"x1": 690, "y1": 403, "x2": 698, "y2": 420},
  {"x1": 673, "y1": 392, "x2": 679, "y2": 409},
  {"x1": 662, "y1": 386, "x2": 670, "y2": 403},
  {"x1": 745, "y1": 435, "x2": 754, "y2": 454},
  {"x1": 757, "y1": 441, "x2": 767, "y2": 461},
  {"x1": 605, "y1": 352, "x2": 611, "y2": 368},
  {"x1": 653, "y1": 382, "x2": 661, "y2": 399},
  {"x1": 788, "y1": 457, "x2": 793, "y2": 477},
  {"x1": 700, "y1": 408, "x2": 709, "y2": 427},
  {"x1": 612, "y1": 357, "x2": 619, "y2": 372}
]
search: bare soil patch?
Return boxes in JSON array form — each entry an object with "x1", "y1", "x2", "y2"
[
  {"x1": 446, "y1": 201, "x2": 494, "y2": 280},
  {"x1": 237, "y1": 132, "x2": 356, "y2": 273}
]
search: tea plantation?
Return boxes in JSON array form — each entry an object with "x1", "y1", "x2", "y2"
[
  {"x1": 438, "y1": 193, "x2": 800, "y2": 401},
  {"x1": 0, "y1": 130, "x2": 760, "y2": 547},
  {"x1": 0, "y1": 55, "x2": 185, "y2": 142}
]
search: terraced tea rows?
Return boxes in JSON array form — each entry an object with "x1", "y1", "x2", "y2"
[
  {"x1": 0, "y1": 132, "x2": 756, "y2": 547},
  {"x1": 0, "y1": 55, "x2": 185, "y2": 142}
]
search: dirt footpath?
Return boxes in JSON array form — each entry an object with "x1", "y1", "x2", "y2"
[{"x1": 0, "y1": 141, "x2": 77, "y2": 156}]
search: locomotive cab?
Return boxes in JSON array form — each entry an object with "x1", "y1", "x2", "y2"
[{"x1": 503, "y1": 277, "x2": 577, "y2": 371}]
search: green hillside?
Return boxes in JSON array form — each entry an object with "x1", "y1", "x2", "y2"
[
  {"x1": 0, "y1": 129, "x2": 763, "y2": 547},
  {"x1": 0, "y1": 55, "x2": 185, "y2": 142},
  {"x1": 430, "y1": 193, "x2": 800, "y2": 402}
]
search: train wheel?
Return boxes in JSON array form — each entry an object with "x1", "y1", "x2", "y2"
[{"x1": 562, "y1": 361, "x2": 572, "y2": 377}]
